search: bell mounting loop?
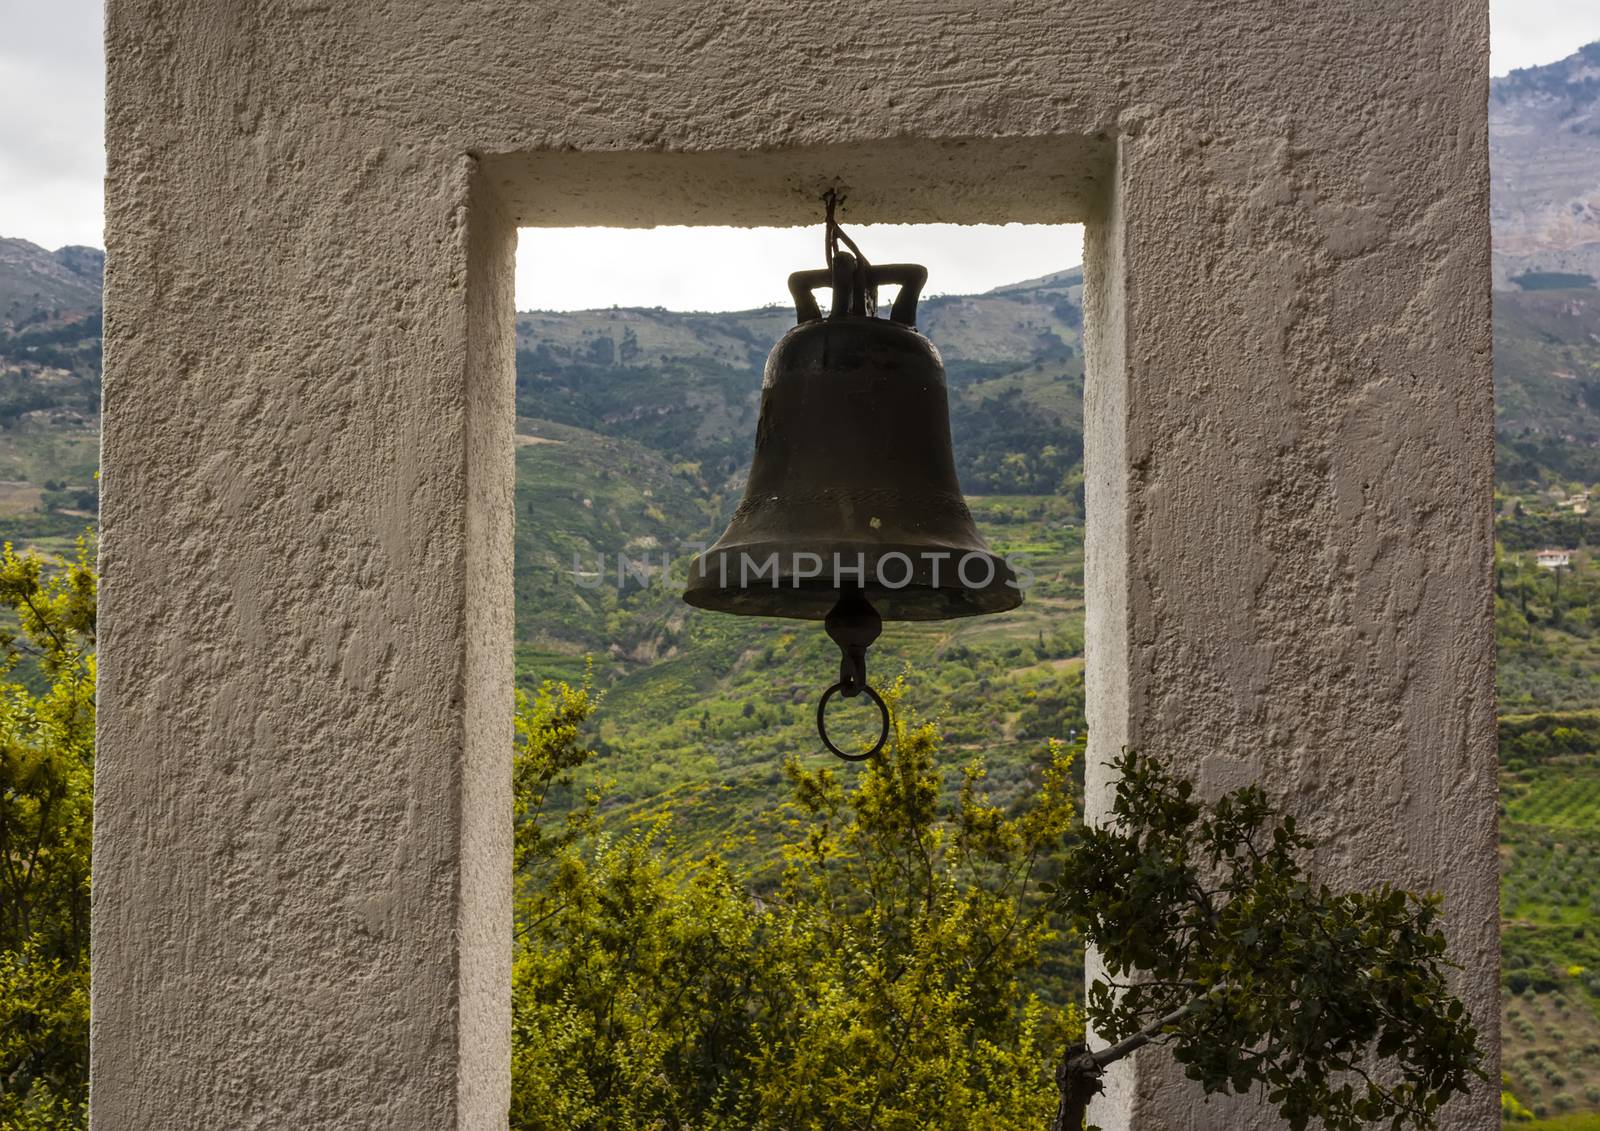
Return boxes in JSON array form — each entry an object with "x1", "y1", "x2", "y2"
[
  {"x1": 787, "y1": 258, "x2": 929, "y2": 327},
  {"x1": 832, "y1": 251, "x2": 868, "y2": 318},
  {"x1": 817, "y1": 590, "x2": 890, "y2": 760},
  {"x1": 786, "y1": 189, "x2": 928, "y2": 327}
]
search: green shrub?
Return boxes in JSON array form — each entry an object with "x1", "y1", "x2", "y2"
[
  {"x1": 1503, "y1": 1088, "x2": 1537, "y2": 1122},
  {"x1": 509, "y1": 680, "x2": 1078, "y2": 1130},
  {"x1": 1500, "y1": 710, "x2": 1600, "y2": 766},
  {"x1": 0, "y1": 538, "x2": 95, "y2": 1130}
]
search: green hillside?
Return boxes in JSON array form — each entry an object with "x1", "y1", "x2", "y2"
[
  {"x1": 1496, "y1": 281, "x2": 1600, "y2": 487},
  {"x1": 511, "y1": 415, "x2": 714, "y2": 680},
  {"x1": 10, "y1": 234, "x2": 1600, "y2": 1121},
  {"x1": 1496, "y1": 536, "x2": 1600, "y2": 1121}
]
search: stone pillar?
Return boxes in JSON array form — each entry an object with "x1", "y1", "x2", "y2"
[
  {"x1": 94, "y1": 14, "x2": 516, "y2": 1120},
  {"x1": 1083, "y1": 117, "x2": 1499, "y2": 1127},
  {"x1": 98, "y1": 1, "x2": 1495, "y2": 1127}
]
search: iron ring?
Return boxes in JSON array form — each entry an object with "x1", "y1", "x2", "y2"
[{"x1": 816, "y1": 682, "x2": 890, "y2": 762}]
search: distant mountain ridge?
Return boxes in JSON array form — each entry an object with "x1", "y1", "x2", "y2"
[
  {"x1": 0, "y1": 239, "x2": 102, "y2": 327},
  {"x1": 2, "y1": 234, "x2": 1597, "y2": 494},
  {"x1": 1492, "y1": 41, "x2": 1600, "y2": 288},
  {"x1": 511, "y1": 267, "x2": 1084, "y2": 494},
  {"x1": 6, "y1": 35, "x2": 1600, "y2": 490}
]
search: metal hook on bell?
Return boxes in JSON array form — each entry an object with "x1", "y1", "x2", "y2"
[
  {"x1": 825, "y1": 588, "x2": 880, "y2": 695},
  {"x1": 817, "y1": 590, "x2": 890, "y2": 761}
]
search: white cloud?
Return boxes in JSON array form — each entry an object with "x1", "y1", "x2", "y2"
[
  {"x1": 1492, "y1": 0, "x2": 1600, "y2": 74},
  {"x1": 0, "y1": 0, "x2": 104, "y2": 250},
  {"x1": 516, "y1": 224, "x2": 1085, "y2": 312}
]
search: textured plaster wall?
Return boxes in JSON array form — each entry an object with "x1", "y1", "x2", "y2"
[{"x1": 99, "y1": 2, "x2": 1495, "y2": 1128}]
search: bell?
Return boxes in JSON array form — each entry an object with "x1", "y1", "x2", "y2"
[
  {"x1": 683, "y1": 244, "x2": 1020, "y2": 759},
  {"x1": 684, "y1": 251, "x2": 1020, "y2": 622}
]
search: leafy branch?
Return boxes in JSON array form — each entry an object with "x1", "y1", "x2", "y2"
[{"x1": 1047, "y1": 750, "x2": 1485, "y2": 1131}]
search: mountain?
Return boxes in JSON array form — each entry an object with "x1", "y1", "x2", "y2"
[
  {"x1": 1492, "y1": 42, "x2": 1600, "y2": 289},
  {"x1": 1495, "y1": 284, "x2": 1600, "y2": 485},
  {"x1": 0, "y1": 242, "x2": 101, "y2": 522},
  {"x1": 0, "y1": 238, "x2": 102, "y2": 327},
  {"x1": 503, "y1": 279, "x2": 1090, "y2": 799}
]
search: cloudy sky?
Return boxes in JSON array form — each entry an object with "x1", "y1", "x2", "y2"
[{"x1": 3, "y1": 1, "x2": 1598, "y2": 310}]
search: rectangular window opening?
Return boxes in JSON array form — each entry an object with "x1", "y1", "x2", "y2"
[{"x1": 507, "y1": 219, "x2": 1092, "y2": 1121}]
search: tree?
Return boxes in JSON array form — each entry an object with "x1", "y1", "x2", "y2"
[
  {"x1": 0, "y1": 538, "x2": 96, "y2": 1130},
  {"x1": 1049, "y1": 750, "x2": 1484, "y2": 1131},
  {"x1": 509, "y1": 677, "x2": 1079, "y2": 1130}
]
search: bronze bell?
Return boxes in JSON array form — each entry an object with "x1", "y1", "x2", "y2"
[{"x1": 683, "y1": 248, "x2": 1021, "y2": 758}]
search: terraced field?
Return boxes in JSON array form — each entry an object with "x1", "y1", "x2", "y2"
[
  {"x1": 1518, "y1": 1111, "x2": 1600, "y2": 1130},
  {"x1": 1502, "y1": 753, "x2": 1600, "y2": 1121},
  {"x1": 550, "y1": 491, "x2": 1090, "y2": 869}
]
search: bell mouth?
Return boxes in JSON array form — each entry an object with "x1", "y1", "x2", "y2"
[{"x1": 682, "y1": 541, "x2": 1021, "y2": 622}]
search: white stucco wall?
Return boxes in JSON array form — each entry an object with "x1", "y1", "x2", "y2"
[{"x1": 97, "y1": 2, "x2": 1496, "y2": 1127}]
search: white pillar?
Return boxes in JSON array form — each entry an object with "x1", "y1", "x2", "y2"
[
  {"x1": 1084, "y1": 123, "x2": 1499, "y2": 1128},
  {"x1": 94, "y1": 51, "x2": 516, "y2": 1121}
]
